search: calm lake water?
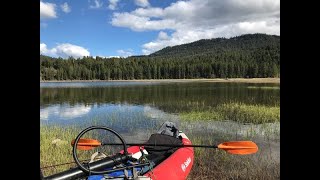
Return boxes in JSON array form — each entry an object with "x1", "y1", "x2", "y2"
[{"x1": 40, "y1": 81, "x2": 280, "y2": 177}]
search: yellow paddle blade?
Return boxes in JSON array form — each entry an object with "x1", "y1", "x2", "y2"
[
  {"x1": 217, "y1": 141, "x2": 258, "y2": 155},
  {"x1": 71, "y1": 138, "x2": 102, "y2": 150}
]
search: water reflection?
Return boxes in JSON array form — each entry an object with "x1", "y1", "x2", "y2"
[
  {"x1": 40, "y1": 82, "x2": 280, "y2": 114},
  {"x1": 40, "y1": 103, "x2": 179, "y2": 130},
  {"x1": 40, "y1": 81, "x2": 161, "y2": 88},
  {"x1": 40, "y1": 102, "x2": 279, "y2": 142},
  {"x1": 40, "y1": 104, "x2": 91, "y2": 120},
  {"x1": 40, "y1": 82, "x2": 280, "y2": 134}
]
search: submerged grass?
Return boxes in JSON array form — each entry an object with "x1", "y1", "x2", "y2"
[{"x1": 180, "y1": 102, "x2": 280, "y2": 124}]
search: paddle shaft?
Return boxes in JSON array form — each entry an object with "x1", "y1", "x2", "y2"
[
  {"x1": 101, "y1": 143, "x2": 218, "y2": 148},
  {"x1": 74, "y1": 140, "x2": 259, "y2": 154}
]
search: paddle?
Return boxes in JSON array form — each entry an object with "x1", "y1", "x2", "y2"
[{"x1": 71, "y1": 138, "x2": 258, "y2": 155}]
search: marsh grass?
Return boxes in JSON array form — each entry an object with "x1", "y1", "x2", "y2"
[
  {"x1": 247, "y1": 86, "x2": 280, "y2": 90},
  {"x1": 40, "y1": 125, "x2": 124, "y2": 177},
  {"x1": 180, "y1": 103, "x2": 280, "y2": 124},
  {"x1": 40, "y1": 126, "x2": 80, "y2": 176},
  {"x1": 40, "y1": 125, "x2": 149, "y2": 177},
  {"x1": 187, "y1": 132, "x2": 280, "y2": 180},
  {"x1": 188, "y1": 149, "x2": 280, "y2": 180}
]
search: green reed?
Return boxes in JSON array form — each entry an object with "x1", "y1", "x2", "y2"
[
  {"x1": 180, "y1": 102, "x2": 280, "y2": 124},
  {"x1": 247, "y1": 86, "x2": 280, "y2": 90}
]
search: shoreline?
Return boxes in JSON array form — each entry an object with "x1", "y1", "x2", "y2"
[{"x1": 40, "y1": 78, "x2": 280, "y2": 84}]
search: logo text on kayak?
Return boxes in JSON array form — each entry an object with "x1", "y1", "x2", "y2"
[{"x1": 181, "y1": 157, "x2": 191, "y2": 172}]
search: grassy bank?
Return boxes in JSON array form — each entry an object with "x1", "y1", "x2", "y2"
[
  {"x1": 40, "y1": 126, "x2": 81, "y2": 176},
  {"x1": 180, "y1": 103, "x2": 280, "y2": 124}
]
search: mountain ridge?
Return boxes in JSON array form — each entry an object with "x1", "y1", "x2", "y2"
[{"x1": 148, "y1": 33, "x2": 279, "y2": 58}]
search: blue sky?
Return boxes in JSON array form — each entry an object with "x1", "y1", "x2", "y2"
[{"x1": 40, "y1": 0, "x2": 280, "y2": 58}]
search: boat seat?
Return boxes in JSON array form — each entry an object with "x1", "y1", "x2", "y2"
[{"x1": 143, "y1": 133, "x2": 182, "y2": 162}]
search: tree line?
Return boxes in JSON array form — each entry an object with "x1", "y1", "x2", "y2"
[{"x1": 40, "y1": 34, "x2": 280, "y2": 80}]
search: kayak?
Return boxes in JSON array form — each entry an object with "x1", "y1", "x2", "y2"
[
  {"x1": 42, "y1": 122, "x2": 194, "y2": 180},
  {"x1": 88, "y1": 122, "x2": 194, "y2": 180}
]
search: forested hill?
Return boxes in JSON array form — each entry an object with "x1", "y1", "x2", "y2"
[
  {"x1": 40, "y1": 33, "x2": 280, "y2": 81},
  {"x1": 150, "y1": 34, "x2": 279, "y2": 58}
]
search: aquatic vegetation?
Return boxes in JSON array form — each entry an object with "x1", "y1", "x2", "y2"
[
  {"x1": 40, "y1": 126, "x2": 79, "y2": 176},
  {"x1": 247, "y1": 86, "x2": 280, "y2": 90},
  {"x1": 180, "y1": 103, "x2": 280, "y2": 124},
  {"x1": 187, "y1": 132, "x2": 279, "y2": 180}
]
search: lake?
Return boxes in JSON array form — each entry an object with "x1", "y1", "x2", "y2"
[
  {"x1": 40, "y1": 81, "x2": 279, "y2": 124},
  {"x1": 40, "y1": 81, "x2": 280, "y2": 179}
]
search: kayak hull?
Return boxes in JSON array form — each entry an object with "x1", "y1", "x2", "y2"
[{"x1": 127, "y1": 132, "x2": 194, "y2": 180}]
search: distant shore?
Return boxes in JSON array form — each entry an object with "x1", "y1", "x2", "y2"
[{"x1": 40, "y1": 78, "x2": 280, "y2": 84}]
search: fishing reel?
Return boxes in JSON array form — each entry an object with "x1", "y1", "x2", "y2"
[{"x1": 72, "y1": 126, "x2": 129, "y2": 175}]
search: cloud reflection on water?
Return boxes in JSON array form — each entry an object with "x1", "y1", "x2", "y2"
[{"x1": 40, "y1": 104, "x2": 91, "y2": 120}]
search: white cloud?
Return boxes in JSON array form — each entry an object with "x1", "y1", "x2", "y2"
[
  {"x1": 40, "y1": 1, "x2": 57, "y2": 19},
  {"x1": 94, "y1": 55, "x2": 120, "y2": 59},
  {"x1": 61, "y1": 2, "x2": 71, "y2": 13},
  {"x1": 89, "y1": 0, "x2": 103, "y2": 9},
  {"x1": 133, "y1": 7, "x2": 164, "y2": 17},
  {"x1": 108, "y1": 0, "x2": 120, "y2": 10},
  {"x1": 111, "y1": 0, "x2": 280, "y2": 54},
  {"x1": 40, "y1": 43, "x2": 50, "y2": 56},
  {"x1": 111, "y1": 12, "x2": 175, "y2": 31},
  {"x1": 117, "y1": 49, "x2": 134, "y2": 57},
  {"x1": 142, "y1": 18, "x2": 279, "y2": 54},
  {"x1": 108, "y1": 56, "x2": 121, "y2": 58},
  {"x1": 158, "y1": 31, "x2": 169, "y2": 40},
  {"x1": 40, "y1": 43, "x2": 90, "y2": 58},
  {"x1": 134, "y1": 0, "x2": 150, "y2": 7},
  {"x1": 237, "y1": 20, "x2": 280, "y2": 35}
]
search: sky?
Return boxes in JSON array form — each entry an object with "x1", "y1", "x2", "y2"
[{"x1": 40, "y1": 0, "x2": 280, "y2": 58}]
